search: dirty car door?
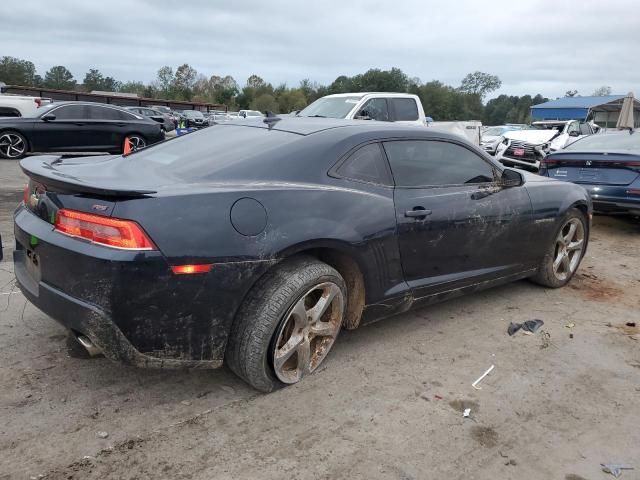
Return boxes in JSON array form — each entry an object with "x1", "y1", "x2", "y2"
[{"x1": 384, "y1": 139, "x2": 534, "y2": 299}]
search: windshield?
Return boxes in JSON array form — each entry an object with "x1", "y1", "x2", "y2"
[
  {"x1": 483, "y1": 127, "x2": 510, "y2": 136},
  {"x1": 298, "y1": 96, "x2": 361, "y2": 119},
  {"x1": 184, "y1": 111, "x2": 204, "y2": 118},
  {"x1": 532, "y1": 123, "x2": 565, "y2": 131},
  {"x1": 563, "y1": 132, "x2": 640, "y2": 153}
]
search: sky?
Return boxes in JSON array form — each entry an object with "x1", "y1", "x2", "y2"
[{"x1": 2, "y1": 0, "x2": 639, "y2": 100}]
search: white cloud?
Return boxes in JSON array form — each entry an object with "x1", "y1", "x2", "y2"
[{"x1": 1, "y1": 0, "x2": 639, "y2": 99}]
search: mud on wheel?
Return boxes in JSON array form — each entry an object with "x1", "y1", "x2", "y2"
[
  {"x1": 531, "y1": 207, "x2": 587, "y2": 288},
  {"x1": 225, "y1": 256, "x2": 346, "y2": 392}
]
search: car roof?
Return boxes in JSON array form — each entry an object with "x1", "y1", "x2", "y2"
[
  {"x1": 229, "y1": 117, "x2": 463, "y2": 141},
  {"x1": 323, "y1": 92, "x2": 418, "y2": 99}
]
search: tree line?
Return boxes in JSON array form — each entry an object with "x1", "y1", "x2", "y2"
[{"x1": 0, "y1": 55, "x2": 565, "y2": 125}]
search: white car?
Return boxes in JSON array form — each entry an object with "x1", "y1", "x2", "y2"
[
  {"x1": 0, "y1": 94, "x2": 52, "y2": 118},
  {"x1": 480, "y1": 125, "x2": 527, "y2": 155},
  {"x1": 495, "y1": 120, "x2": 595, "y2": 171},
  {"x1": 237, "y1": 110, "x2": 263, "y2": 119}
]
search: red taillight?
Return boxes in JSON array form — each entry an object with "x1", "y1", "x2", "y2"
[
  {"x1": 627, "y1": 189, "x2": 640, "y2": 196},
  {"x1": 54, "y1": 209, "x2": 156, "y2": 250},
  {"x1": 170, "y1": 264, "x2": 213, "y2": 275},
  {"x1": 34, "y1": 97, "x2": 42, "y2": 108}
]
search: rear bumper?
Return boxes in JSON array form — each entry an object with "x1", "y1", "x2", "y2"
[
  {"x1": 15, "y1": 256, "x2": 211, "y2": 368},
  {"x1": 13, "y1": 205, "x2": 273, "y2": 368},
  {"x1": 575, "y1": 184, "x2": 640, "y2": 213}
]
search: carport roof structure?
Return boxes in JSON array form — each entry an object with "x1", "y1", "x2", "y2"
[{"x1": 531, "y1": 95, "x2": 640, "y2": 121}]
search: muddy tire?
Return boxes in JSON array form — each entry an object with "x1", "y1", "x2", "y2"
[
  {"x1": 530, "y1": 208, "x2": 588, "y2": 288},
  {"x1": 225, "y1": 256, "x2": 346, "y2": 392}
]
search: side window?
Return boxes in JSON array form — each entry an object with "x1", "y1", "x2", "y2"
[
  {"x1": 87, "y1": 106, "x2": 131, "y2": 120},
  {"x1": 53, "y1": 105, "x2": 88, "y2": 120},
  {"x1": 391, "y1": 98, "x2": 419, "y2": 121},
  {"x1": 383, "y1": 140, "x2": 496, "y2": 187},
  {"x1": 334, "y1": 143, "x2": 391, "y2": 185},
  {"x1": 579, "y1": 122, "x2": 592, "y2": 135},
  {"x1": 567, "y1": 121, "x2": 580, "y2": 134},
  {"x1": 356, "y1": 98, "x2": 390, "y2": 122}
]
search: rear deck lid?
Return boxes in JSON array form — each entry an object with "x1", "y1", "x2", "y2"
[{"x1": 543, "y1": 152, "x2": 640, "y2": 186}]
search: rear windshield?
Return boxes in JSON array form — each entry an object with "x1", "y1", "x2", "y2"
[
  {"x1": 130, "y1": 124, "x2": 300, "y2": 180},
  {"x1": 184, "y1": 111, "x2": 204, "y2": 118},
  {"x1": 563, "y1": 132, "x2": 640, "y2": 153}
]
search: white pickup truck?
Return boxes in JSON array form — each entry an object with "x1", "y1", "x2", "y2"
[
  {"x1": 296, "y1": 92, "x2": 481, "y2": 145},
  {"x1": 0, "y1": 93, "x2": 51, "y2": 117}
]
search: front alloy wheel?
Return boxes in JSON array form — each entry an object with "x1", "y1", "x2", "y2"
[
  {"x1": 530, "y1": 208, "x2": 587, "y2": 288},
  {"x1": 552, "y1": 218, "x2": 585, "y2": 281},
  {"x1": 0, "y1": 132, "x2": 27, "y2": 159},
  {"x1": 273, "y1": 282, "x2": 344, "y2": 384}
]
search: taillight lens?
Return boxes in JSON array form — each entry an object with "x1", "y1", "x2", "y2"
[
  {"x1": 34, "y1": 98, "x2": 42, "y2": 108},
  {"x1": 170, "y1": 264, "x2": 213, "y2": 275},
  {"x1": 54, "y1": 209, "x2": 156, "y2": 250}
]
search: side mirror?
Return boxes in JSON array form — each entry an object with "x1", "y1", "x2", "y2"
[
  {"x1": 501, "y1": 168, "x2": 524, "y2": 188},
  {"x1": 41, "y1": 113, "x2": 56, "y2": 121},
  {"x1": 569, "y1": 131, "x2": 580, "y2": 137}
]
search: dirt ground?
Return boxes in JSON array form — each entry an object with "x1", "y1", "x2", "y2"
[{"x1": 1, "y1": 158, "x2": 639, "y2": 480}]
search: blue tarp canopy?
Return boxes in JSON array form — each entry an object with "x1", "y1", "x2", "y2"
[{"x1": 531, "y1": 95, "x2": 626, "y2": 120}]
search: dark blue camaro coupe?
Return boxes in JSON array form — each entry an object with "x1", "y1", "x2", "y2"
[{"x1": 14, "y1": 118, "x2": 591, "y2": 391}]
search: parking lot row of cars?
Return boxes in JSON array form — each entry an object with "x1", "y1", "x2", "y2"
[{"x1": 482, "y1": 121, "x2": 640, "y2": 215}]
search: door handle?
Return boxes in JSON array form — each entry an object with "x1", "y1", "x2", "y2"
[
  {"x1": 405, "y1": 207, "x2": 432, "y2": 218},
  {"x1": 74, "y1": 122, "x2": 86, "y2": 126},
  {"x1": 115, "y1": 123, "x2": 126, "y2": 127}
]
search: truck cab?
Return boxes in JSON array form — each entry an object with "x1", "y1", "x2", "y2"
[{"x1": 297, "y1": 92, "x2": 426, "y2": 126}]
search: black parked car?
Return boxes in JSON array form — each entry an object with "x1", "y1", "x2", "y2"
[
  {"x1": 181, "y1": 110, "x2": 208, "y2": 128},
  {"x1": 125, "y1": 106, "x2": 175, "y2": 132},
  {"x1": 0, "y1": 102, "x2": 164, "y2": 159},
  {"x1": 13, "y1": 118, "x2": 591, "y2": 391},
  {"x1": 541, "y1": 131, "x2": 640, "y2": 215}
]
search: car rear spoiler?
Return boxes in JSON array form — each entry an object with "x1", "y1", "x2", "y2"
[{"x1": 20, "y1": 155, "x2": 157, "y2": 197}]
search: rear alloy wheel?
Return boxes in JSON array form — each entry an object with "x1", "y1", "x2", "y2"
[
  {"x1": 272, "y1": 282, "x2": 344, "y2": 384},
  {"x1": 531, "y1": 208, "x2": 587, "y2": 288},
  {"x1": 0, "y1": 132, "x2": 28, "y2": 159},
  {"x1": 124, "y1": 135, "x2": 146, "y2": 153},
  {"x1": 225, "y1": 256, "x2": 346, "y2": 392}
]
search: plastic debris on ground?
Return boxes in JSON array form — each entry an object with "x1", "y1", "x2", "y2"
[
  {"x1": 601, "y1": 463, "x2": 634, "y2": 478},
  {"x1": 508, "y1": 319, "x2": 544, "y2": 336},
  {"x1": 463, "y1": 408, "x2": 471, "y2": 418},
  {"x1": 472, "y1": 365, "x2": 494, "y2": 390}
]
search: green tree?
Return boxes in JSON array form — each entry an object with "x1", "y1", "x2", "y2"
[
  {"x1": 173, "y1": 64, "x2": 198, "y2": 100},
  {"x1": 251, "y1": 93, "x2": 278, "y2": 113},
  {"x1": 0, "y1": 56, "x2": 38, "y2": 86},
  {"x1": 82, "y1": 68, "x2": 120, "y2": 92},
  {"x1": 592, "y1": 85, "x2": 612, "y2": 96},
  {"x1": 459, "y1": 71, "x2": 502, "y2": 99},
  {"x1": 119, "y1": 81, "x2": 147, "y2": 96},
  {"x1": 43, "y1": 66, "x2": 76, "y2": 90},
  {"x1": 156, "y1": 66, "x2": 174, "y2": 97}
]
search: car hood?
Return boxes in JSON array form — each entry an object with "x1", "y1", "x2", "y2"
[
  {"x1": 481, "y1": 135, "x2": 501, "y2": 143},
  {"x1": 504, "y1": 130, "x2": 560, "y2": 144}
]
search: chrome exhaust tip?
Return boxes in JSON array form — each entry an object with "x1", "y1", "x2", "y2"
[{"x1": 75, "y1": 334, "x2": 102, "y2": 357}]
